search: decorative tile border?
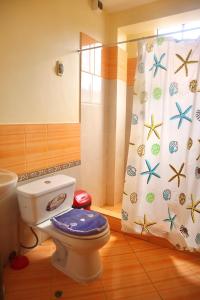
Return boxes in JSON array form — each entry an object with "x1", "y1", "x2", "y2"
[{"x1": 18, "y1": 160, "x2": 81, "y2": 182}]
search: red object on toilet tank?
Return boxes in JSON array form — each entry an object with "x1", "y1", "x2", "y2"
[{"x1": 72, "y1": 190, "x2": 92, "y2": 210}]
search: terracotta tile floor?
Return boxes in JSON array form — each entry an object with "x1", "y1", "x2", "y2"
[{"x1": 4, "y1": 231, "x2": 200, "y2": 300}]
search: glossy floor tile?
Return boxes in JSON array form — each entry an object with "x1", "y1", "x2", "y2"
[
  {"x1": 135, "y1": 247, "x2": 200, "y2": 272},
  {"x1": 3, "y1": 231, "x2": 200, "y2": 300}
]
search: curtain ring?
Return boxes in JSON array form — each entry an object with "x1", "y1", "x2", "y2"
[{"x1": 181, "y1": 24, "x2": 185, "y2": 40}]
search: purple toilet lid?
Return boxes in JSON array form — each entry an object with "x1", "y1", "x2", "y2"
[{"x1": 51, "y1": 209, "x2": 108, "y2": 236}]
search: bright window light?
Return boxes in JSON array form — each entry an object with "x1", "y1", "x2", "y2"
[
  {"x1": 158, "y1": 21, "x2": 200, "y2": 40},
  {"x1": 184, "y1": 21, "x2": 200, "y2": 39}
]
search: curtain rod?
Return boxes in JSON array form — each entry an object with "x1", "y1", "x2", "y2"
[{"x1": 77, "y1": 26, "x2": 200, "y2": 53}]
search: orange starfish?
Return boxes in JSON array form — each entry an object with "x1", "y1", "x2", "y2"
[
  {"x1": 168, "y1": 163, "x2": 186, "y2": 187},
  {"x1": 134, "y1": 214, "x2": 156, "y2": 234},
  {"x1": 175, "y1": 49, "x2": 198, "y2": 77}
]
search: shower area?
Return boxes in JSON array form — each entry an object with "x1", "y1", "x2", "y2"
[
  {"x1": 80, "y1": 15, "x2": 200, "y2": 251},
  {"x1": 80, "y1": 32, "x2": 127, "y2": 218}
]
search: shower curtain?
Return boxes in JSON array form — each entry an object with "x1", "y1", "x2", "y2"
[{"x1": 122, "y1": 36, "x2": 200, "y2": 251}]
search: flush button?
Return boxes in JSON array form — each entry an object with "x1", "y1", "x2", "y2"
[{"x1": 44, "y1": 180, "x2": 51, "y2": 184}]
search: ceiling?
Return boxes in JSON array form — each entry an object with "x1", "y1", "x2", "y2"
[
  {"x1": 102, "y1": 0, "x2": 158, "y2": 13},
  {"x1": 120, "y1": 9, "x2": 200, "y2": 35}
]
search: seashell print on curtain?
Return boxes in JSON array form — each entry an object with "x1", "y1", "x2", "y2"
[{"x1": 122, "y1": 36, "x2": 200, "y2": 251}]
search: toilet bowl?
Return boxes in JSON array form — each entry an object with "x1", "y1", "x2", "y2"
[
  {"x1": 17, "y1": 175, "x2": 110, "y2": 282},
  {"x1": 37, "y1": 216, "x2": 110, "y2": 282}
]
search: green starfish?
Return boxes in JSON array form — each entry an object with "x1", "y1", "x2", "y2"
[
  {"x1": 168, "y1": 163, "x2": 186, "y2": 187},
  {"x1": 134, "y1": 214, "x2": 156, "y2": 234},
  {"x1": 186, "y1": 194, "x2": 200, "y2": 223},
  {"x1": 144, "y1": 114, "x2": 162, "y2": 140},
  {"x1": 163, "y1": 208, "x2": 176, "y2": 231},
  {"x1": 175, "y1": 49, "x2": 198, "y2": 77}
]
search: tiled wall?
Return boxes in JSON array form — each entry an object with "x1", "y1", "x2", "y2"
[
  {"x1": 80, "y1": 33, "x2": 106, "y2": 206},
  {"x1": 101, "y1": 46, "x2": 118, "y2": 79},
  {"x1": 80, "y1": 32, "x2": 128, "y2": 206},
  {"x1": 125, "y1": 57, "x2": 137, "y2": 168},
  {"x1": 0, "y1": 123, "x2": 80, "y2": 175},
  {"x1": 117, "y1": 47, "x2": 128, "y2": 82},
  {"x1": 107, "y1": 46, "x2": 128, "y2": 205},
  {"x1": 101, "y1": 46, "x2": 127, "y2": 81},
  {"x1": 0, "y1": 122, "x2": 80, "y2": 264},
  {"x1": 127, "y1": 57, "x2": 137, "y2": 86}
]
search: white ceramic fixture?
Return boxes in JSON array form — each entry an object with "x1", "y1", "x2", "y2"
[
  {"x1": 0, "y1": 169, "x2": 18, "y2": 265},
  {"x1": 17, "y1": 175, "x2": 110, "y2": 282},
  {"x1": 0, "y1": 169, "x2": 18, "y2": 195}
]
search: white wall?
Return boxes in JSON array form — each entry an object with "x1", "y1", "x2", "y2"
[{"x1": 0, "y1": 0, "x2": 107, "y2": 124}]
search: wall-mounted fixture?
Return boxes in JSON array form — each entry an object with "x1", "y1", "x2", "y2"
[
  {"x1": 92, "y1": 0, "x2": 103, "y2": 13},
  {"x1": 56, "y1": 61, "x2": 64, "y2": 76}
]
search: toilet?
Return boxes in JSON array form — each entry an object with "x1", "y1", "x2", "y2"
[{"x1": 17, "y1": 175, "x2": 110, "y2": 282}]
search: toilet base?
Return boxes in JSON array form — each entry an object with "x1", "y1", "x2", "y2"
[{"x1": 51, "y1": 238, "x2": 102, "y2": 282}]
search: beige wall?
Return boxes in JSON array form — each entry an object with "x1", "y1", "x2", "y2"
[
  {"x1": 0, "y1": 0, "x2": 107, "y2": 265},
  {"x1": 107, "y1": 0, "x2": 200, "y2": 42},
  {"x1": 0, "y1": 0, "x2": 106, "y2": 124},
  {"x1": 80, "y1": 33, "x2": 108, "y2": 207},
  {"x1": 127, "y1": 31, "x2": 154, "y2": 58}
]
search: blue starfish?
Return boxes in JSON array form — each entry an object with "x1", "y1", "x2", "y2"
[
  {"x1": 170, "y1": 102, "x2": 192, "y2": 129},
  {"x1": 163, "y1": 208, "x2": 176, "y2": 231},
  {"x1": 149, "y1": 53, "x2": 167, "y2": 77},
  {"x1": 141, "y1": 160, "x2": 160, "y2": 184}
]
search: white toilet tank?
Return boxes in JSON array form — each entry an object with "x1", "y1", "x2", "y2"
[{"x1": 17, "y1": 175, "x2": 76, "y2": 225}]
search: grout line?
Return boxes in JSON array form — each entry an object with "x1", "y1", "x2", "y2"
[
  {"x1": 101, "y1": 251, "x2": 133, "y2": 258},
  {"x1": 125, "y1": 235, "x2": 164, "y2": 300},
  {"x1": 100, "y1": 279, "x2": 108, "y2": 300},
  {"x1": 128, "y1": 239, "x2": 200, "y2": 284},
  {"x1": 124, "y1": 241, "x2": 163, "y2": 253},
  {"x1": 135, "y1": 252, "x2": 164, "y2": 300},
  {"x1": 99, "y1": 272, "x2": 109, "y2": 300},
  {"x1": 100, "y1": 238, "x2": 156, "y2": 298},
  {"x1": 100, "y1": 237, "x2": 165, "y2": 298}
]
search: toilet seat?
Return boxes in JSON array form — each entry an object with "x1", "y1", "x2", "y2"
[
  {"x1": 51, "y1": 209, "x2": 108, "y2": 237},
  {"x1": 37, "y1": 209, "x2": 109, "y2": 240},
  {"x1": 37, "y1": 217, "x2": 109, "y2": 240}
]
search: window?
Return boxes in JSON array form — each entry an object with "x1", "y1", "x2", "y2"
[
  {"x1": 81, "y1": 39, "x2": 102, "y2": 104},
  {"x1": 158, "y1": 21, "x2": 200, "y2": 40}
]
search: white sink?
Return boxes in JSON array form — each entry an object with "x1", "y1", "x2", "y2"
[
  {"x1": 0, "y1": 169, "x2": 18, "y2": 265},
  {"x1": 0, "y1": 169, "x2": 18, "y2": 191}
]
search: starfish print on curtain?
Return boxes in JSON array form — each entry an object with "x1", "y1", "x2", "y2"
[
  {"x1": 170, "y1": 102, "x2": 192, "y2": 129},
  {"x1": 149, "y1": 53, "x2": 167, "y2": 77},
  {"x1": 122, "y1": 36, "x2": 200, "y2": 252},
  {"x1": 186, "y1": 194, "x2": 200, "y2": 223},
  {"x1": 175, "y1": 49, "x2": 198, "y2": 77},
  {"x1": 141, "y1": 160, "x2": 160, "y2": 184},
  {"x1": 196, "y1": 140, "x2": 200, "y2": 161},
  {"x1": 168, "y1": 163, "x2": 186, "y2": 187},
  {"x1": 144, "y1": 114, "x2": 162, "y2": 140},
  {"x1": 134, "y1": 214, "x2": 157, "y2": 234},
  {"x1": 163, "y1": 208, "x2": 177, "y2": 231}
]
